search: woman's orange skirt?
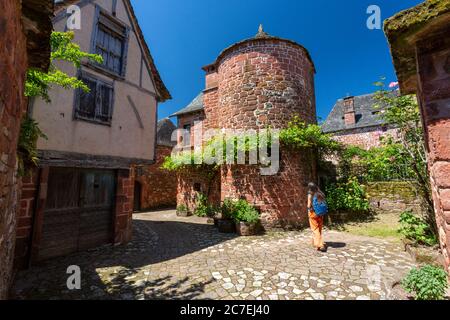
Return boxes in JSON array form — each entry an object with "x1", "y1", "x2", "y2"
[{"x1": 308, "y1": 210, "x2": 325, "y2": 249}]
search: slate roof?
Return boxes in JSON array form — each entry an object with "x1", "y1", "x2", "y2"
[
  {"x1": 156, "y1": 118, "x2": 176, "y2": 147},
  {"x1": 322, "y1": 93, "x2": 390, "y2": 133},
  {"x1": 171, "y1": 93, "x2": 204, "y2": 117}
]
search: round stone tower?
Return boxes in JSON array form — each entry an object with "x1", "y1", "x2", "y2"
[
  {"x1": 178, "y1": 26, "x2": 318, "y2": 228},
  {"x1": 212, "y1": 26, "x2": 318, "y2": 228},
  {"x1": 216, "y1": 25, "x2": 316, "y2": 130}
]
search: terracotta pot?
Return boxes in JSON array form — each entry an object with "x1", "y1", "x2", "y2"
[
  {"x1": 213, "y1": 212, "x2": 225, "y2": 227},
  {"x1": 218, "y1": 219, "x2": 236, "y2": 233},
  {"x1": 236, "y1": 221, "x2": 262, "y2": 236}
]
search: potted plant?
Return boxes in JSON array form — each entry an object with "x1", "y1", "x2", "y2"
[
  {"x1": 232, "y1": 199, "x2": 262, "y2": 236},
  {"x1": 217, "y1": 199, "x2": 236, "y2": 233},
  {"x1": 194, "y1": 193, "x2": 209, "y2": 217},
  {"x1": 206, "y1": 205, "x2": 220, "y2": 225},
  {"x1": 176, "y1": 204, "x2": 191, "y2": 217}
]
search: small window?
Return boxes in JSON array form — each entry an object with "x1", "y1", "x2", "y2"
[
  {"x1": 93, "y1": 11, "x2": 129, "y2": 76},
  {"x1": 193, "y1": 183, "x2": 202, "y2": 192},
  {"x1": 75, "y1": 74, "x2": 114, "y2": 125},
  {"x1": 183, "y1": 124, "x2": 192, "y2": 146}
]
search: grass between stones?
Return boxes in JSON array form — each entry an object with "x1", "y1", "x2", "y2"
[{"x1": 327, "y1": 212, "x2": 402, "y2": 242}]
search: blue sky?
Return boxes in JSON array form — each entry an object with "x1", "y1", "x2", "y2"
[{"x1": 131, "y1": 0, "x2": 422, "y2": 122}]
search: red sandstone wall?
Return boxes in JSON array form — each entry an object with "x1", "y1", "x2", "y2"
[
  {"x1": 221, "y1": 150, "x2": 315, "y2": 228},
  {"x1": 203, "y1": 88, "x2": 219, "y2": 129},
  {"x1": 114, "y1": 169, "x2": 134, "y2": 244},
  {"x1": 331, "y1": 127, "x2": 399, "y2": 150},
  {"x1": 176, "y1": 38, "x2": 317, "y2": 228},
  {"x1": 177, "y1": 111, "x2": 205, "y2": 149},
  {"x1": 416, "y1": 34, "x2": 450, "y2": 274},
  {"x1": 216, "y1": 39, "x2": 317, "y2": 227},
  {"x1": 15, "y1": 169, "x2": 39, "y2": 269},
  {"x1": 177, "y1": 170, "x2": 221, "y2": 212},
  {"x1": 135, "y1": 145, "x2": 177, "y2": 210},
  {"x1": 0, "y1": 0, "x2": 29, "y2": 299}
]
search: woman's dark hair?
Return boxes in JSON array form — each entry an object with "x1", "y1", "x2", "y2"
[{"x1": 308, "y1": 182, "x2": 325, "y2": 202}]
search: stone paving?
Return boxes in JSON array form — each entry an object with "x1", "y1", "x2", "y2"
[{"x1": 12, "y1": 210, "x2": 416, "y2": 300}]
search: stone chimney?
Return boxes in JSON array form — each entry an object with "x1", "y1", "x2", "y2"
[
  {"x1": 202, "y1": 63, "x2": 218, "y2": 90},
  {"x1": 343, "y1": 96, "x2": 356, "y2": 126}
]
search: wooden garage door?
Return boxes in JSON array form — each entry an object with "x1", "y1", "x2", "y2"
[{"x1": 38, "y1": 168, "x2": 116, "y2": 261}]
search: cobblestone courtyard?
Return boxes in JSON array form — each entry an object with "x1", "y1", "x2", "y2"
[{"x1": 12, "y1": 210, "x2": 416, "y2": 300}]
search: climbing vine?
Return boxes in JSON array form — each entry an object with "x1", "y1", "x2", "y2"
[{"x1": 279, "y1": 116, "x2": 341, "y2": 155}]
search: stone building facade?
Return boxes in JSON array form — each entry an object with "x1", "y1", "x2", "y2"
[
  {"x1": 172, "y1": 26, "x2": 317, "y2": 228},
  {"x1": 0, "y1": 0, "x2": 53, "y2": 299},
  {"x1": 385, "y1": 0, "x2": 450, "y2": 275},
  {"x1": 14, "y1": 0, "x2": 170, "y2": 268},
  {"x1": 322, "y1": 93, "x2": 398, "y2": 150},
  {"x1": 134, "y1": 119, "x2": 177, "y2": 211}
]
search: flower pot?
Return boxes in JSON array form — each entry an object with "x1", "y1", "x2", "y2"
[
  {"x1": 176, "y1": 210, "x2": 191, "y2": 217},
  {"x1": 218, "y1": 219, "x2": 236, "y2": 233},
  {"x1": 213, "y1": 212, "x2": 225, "y2": 228},
  {"x1": 235, "y1": 221, "x2": 262, "y2": 236}
]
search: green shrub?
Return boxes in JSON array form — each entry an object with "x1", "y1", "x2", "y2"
[
  {"x1": 17, "y1": 117, "x2": 47, "y2": 176},
  {"x1": 221, "y1": 199, "x2": 235, "y2": 220},
  {"x1": 325, "y1": 177, "x2": 370, "y2": 213},
  {"x1": 176, "y1": 204, "x2": 188, "y2": 212},
  {"x1": 399, "y1": 211, "x2": 437, "y2": 246},
  {"x1": 194, "y1": 193, "x2": 209, "y2": 217},
  {"x1": 233, "y1": 199, "x2": 260, "y2": 224},
  {"x1": 402, "y1": 265, "x2": 448, "y2": 300},
  {"x1": 221, "y1": 199, "x2": 260, "y2": 224}
]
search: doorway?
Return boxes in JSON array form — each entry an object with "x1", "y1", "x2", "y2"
[{"x1": 133, "y1": 181, "x2": 142, "y2": 212}]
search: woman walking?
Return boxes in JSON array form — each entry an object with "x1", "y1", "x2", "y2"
[{"x1": 307, "y1": 182, "x2": 328, "y2": 252}]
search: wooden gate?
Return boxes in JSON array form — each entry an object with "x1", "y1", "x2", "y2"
[{"x1": 37, "y1": 168, "x2": 116, "y2": 261}]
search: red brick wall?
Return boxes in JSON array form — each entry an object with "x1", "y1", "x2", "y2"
[
  {"x1": 331, "y1": 126, "x2": 399, "y2": 150},
  {"x1": 416, "y1": 32, "x2": 450, "y2": 274},
  {"x1": 0, "y1": 0, "x2": 29, "y2": 299},
  {"x1": 135, "y1": 145, "x2": 177, "y2": 210}
]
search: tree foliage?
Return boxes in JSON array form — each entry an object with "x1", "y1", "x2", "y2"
[
  {"x1": 335, "y1": 80, "x2": 435, "y2": 236},
  {"x1": 373, "y1": 81, "x2": 435, "y2": 234},
  {"x1": 25, "y1": 32, "x2": 102, "y2": 102},
  {"x1": 325, "y1": 177, "x2": 370, "y2": 213},
  {"x1": 399, "y1": 210, "x2": 437, "y2": 246},
  {"x1": 280, "y1": 116, "x2": 341, "y2": 155}
]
